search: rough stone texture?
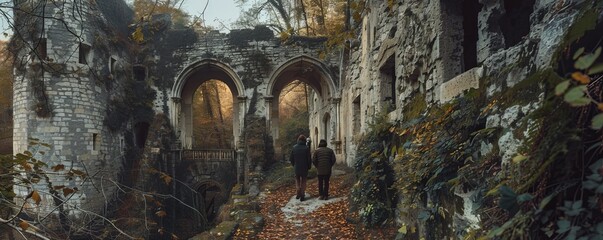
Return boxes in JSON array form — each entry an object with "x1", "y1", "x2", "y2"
[
  {"x1": 13, "y1": 0, "x2": 341, "y2": 222},
  {"x1": 12, "y1": 1, "x2": 129, "y2": 222},
  {"x1": 12, "y1": 0, "x2": 600, "y2": 237},
  {"x1": 189, "y1": 221, "x2": 238, "y2": 240},
  {"x1": 337, "y1": 0, "x2": 595, "y2": 237},
  {"x1": 439, "y1": 67, "x2": 483, "y2": 103}
]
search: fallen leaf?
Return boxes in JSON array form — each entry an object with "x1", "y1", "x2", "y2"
[
  {"x1": 19, "y1": 220, "x2": 29, "y2": 231},
  {"x1": 571, "y1": 72, "x2": 591, "y2": 84}
]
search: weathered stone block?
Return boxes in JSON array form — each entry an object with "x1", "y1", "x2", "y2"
[{"x1": 439, "y1": 67, "x2": 483, "y2": 103}]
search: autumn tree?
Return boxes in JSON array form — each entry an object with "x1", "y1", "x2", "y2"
[
  {"x1": 0, "y1": 41, "x2": 12, "y2": 155},
  {"x1": 278, "y1": 80, "x2": 311, "y2": 157},
  {"x1": 192, "y1": 80, "x2": 234, "y2": 149},
  {"x1": 0, "y1": 1, "x2": 206, "y2": 238},
  {"x1": 0, "y1": 42, "x2": 11, "y2": 110},
  {"x1": 235, "y1": 0, "x2": 349, "y2": 39},
  {"x1": 132, "y1": 0, "x2": 191, "y2": 27}
]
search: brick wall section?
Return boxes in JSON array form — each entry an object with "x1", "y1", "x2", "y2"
[{"x1": 12, "y1": 1, "x2": 129, "y2": 218}]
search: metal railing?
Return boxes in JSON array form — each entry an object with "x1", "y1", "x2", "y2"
[{"x1": 182, "y1": 149, "x2": 235, "y2": 161}]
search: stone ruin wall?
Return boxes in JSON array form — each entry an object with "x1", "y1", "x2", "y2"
[
  {"x1": 12, "y1": 0, "x2": 134, "y2": 217},
  {"x1": 341, "y1": 0, "x2": 600, "y2": 234},
  {"x1": 12, "y1": 0, "x2": 601, "y2": 235},
  {"x1": 11, "y1": 0, "x2": 341, "y2": 220},
  {"x1": 166, "y1": 30, "x2": 339, "y2": 122}
]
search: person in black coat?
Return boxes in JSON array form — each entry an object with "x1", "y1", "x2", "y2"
[
  {"x1": 290, "y1": 134, "x2": 312, "y2": 201},
  {"x1": 312, "y1": 139, "x2": 336, "y2": 200}
]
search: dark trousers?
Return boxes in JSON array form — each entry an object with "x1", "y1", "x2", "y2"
[
  {"x1": 295, "y1": 175, "x2": 307, "y2": 197},
  {"x1": 318, "y1": 174, "x2": 331, "y2": 197}
]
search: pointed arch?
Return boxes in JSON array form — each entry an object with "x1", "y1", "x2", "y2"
[
  {"x1": 170, "y1": 59, "x2": 246, "y2": 149},
  {"x1": 264, "y1": 55, "x2": 340, "y2": 158},
  {"x1": 266, "y1": 55, "x2": 338, "y2": 99},
  {"x1": 171, "y1": 59, "x2": 245, "y2": 99}
]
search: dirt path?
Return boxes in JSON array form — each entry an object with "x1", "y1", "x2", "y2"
[{"x1": 234, "y1": 170, "x2": 396, "y2": 239}]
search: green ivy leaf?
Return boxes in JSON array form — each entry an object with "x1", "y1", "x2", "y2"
[
  {"x1": 569, "y1": 97, "x2": 591, "y2": 107},
  {"x1": 573, "y1": 47, "x2": 585, "y2": 60},
  {"x1": 517, "y1": 193, "x2": 534, "y2": 203},
  {"x1": 499, "y1": 185, "x2": 518, "y2": 214},
  {"x1": 417, "y1": 210, "x2": 430, "y2": 221},
  {"x1": 571, "y1": 200, "x2": 582, "y2": 210},
  {"x1": 512, "y1": 154, "x2": 528, "y2": 164},
  {"x1": 591, "y1": 113, "x2": 603, "y2": 130},
  {"x1": 557, "y1": 219, "x2": 571, "y2": 234},
  {"x1": 583, "y1": 180, "x2": 599, "y2": 190},
  {"x1": 596, "y1": 222, "x2": 603, "y2": 234},
  {"x1": 564, "y1": 86, "x2": 587, "y2": 102},
  {"x1": 589, "y1": 159, "x2": 603, "y2": 173},
  {"x1": 555, "y1": 80, "x2": 571, "y2": 96},
  {"x1": 586, "y1": 173, "x2": 603, "y2": 182},
  {"x1": 588, "y1": 63, "x2": 603, "y2": 75},
  {"x1": 539, "y1": 194, "x2": 555, "y2": 210},
  {"x1": 575, "y1": 47, "x2": 601, "y2": 70}
]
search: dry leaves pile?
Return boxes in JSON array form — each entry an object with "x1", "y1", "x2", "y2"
[{"x1": 235, "y1": 174, "x2": 396, "y2": 239}]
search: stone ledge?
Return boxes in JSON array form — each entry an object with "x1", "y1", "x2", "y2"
[
  {"x1": 189, "y1": 221, "x2": 239, "y2": 240},
  {"x1": 439, "y1": 67, "x2": 483, "y2": 103}
]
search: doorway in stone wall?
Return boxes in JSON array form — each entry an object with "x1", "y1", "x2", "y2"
[
  {"x1": 191, "y1": 80, "x2": 234, "y2": 149},
  {"x1": 267, "y1": 55, "x2": 339, "y2": 158},
  {"x1": 276, "y1": 80, "x2": 313, "y2": 158},
  {"x1": 171, "y1": 60, "x2": 245, "y2": 150}
]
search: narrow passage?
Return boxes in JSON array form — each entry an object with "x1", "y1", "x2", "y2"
[{"x1": 234, "y1": 167, "x2": 396, "y2": 239}]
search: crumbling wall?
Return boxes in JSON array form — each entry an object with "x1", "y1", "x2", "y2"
[
  {"x1": 11, "y1": 0, "x2": 134, "y2": 232},
  {"x1": 344, "y1": 0, "x2": 602, "y2": 238}
]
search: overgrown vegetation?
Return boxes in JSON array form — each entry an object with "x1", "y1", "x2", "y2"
[
  {"x1": 244, "y1": 115, "x2": 275, "y2": 171},
  {"x1": 352, "y1": 56, "x2": 603, "y2": 240},
  {"x1": 350, "y1": 112, "x2": 397, "y2": 227},
  {"x1": 104, "y1": 77, "x2": 156, "y2": 131}
]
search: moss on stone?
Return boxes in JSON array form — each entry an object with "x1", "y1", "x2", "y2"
[
  {"x1": 402, "y1": 92, "x2": 426, "y2": 120},
  {"x1": 496, "y1": 69, "x2": 559, "y2": 109},
  {"x1": 198, "y1": 221, "x2": 238, "y2": 240},
  {"x1": 564, "y1": 8, "x2": 598, "y2": 48}
]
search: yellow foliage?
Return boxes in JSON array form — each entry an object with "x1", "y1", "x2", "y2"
[
  {"x1": 131, "y1": 26, "x2": 145, "y2": 44},
  {"x1": 19, "y1": 220, "x2": 29, "y2": 231},
  {"x1": 571, "y1": 71, "x2": 590, "y2": 84},
  {"x1": 29, "y1": 190, "x2": 41, "y2": 205}
]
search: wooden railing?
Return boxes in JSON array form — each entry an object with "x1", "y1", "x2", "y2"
[{"x1": 182, "y1": 149, "x2": 235, "y2": 161}]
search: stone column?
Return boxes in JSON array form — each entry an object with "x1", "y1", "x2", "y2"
[
  {"x1": 236, "y1": 96, "x2": 247, "y2": 148},
  {"x1": 331, "y1": 97, "x2": 342, "y2": 153},
  {"x1": 236, "y1": 138, "x2": 246, "y2": 190},
  {"x1": 264, "y1": 96, "x2": 274, "y2": 131},
  {"x1": 170, "y1": 97, "x2": 181, "y2": 134}
]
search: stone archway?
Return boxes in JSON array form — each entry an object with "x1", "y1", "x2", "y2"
[
  {"x1": 171, "y1": 59, "x2": 246, "y2": 149},
  {"x1": 266, "y1": 55, "x2": 339, "y2": 155},
  {"x1": 191, "y1": 179, "x2": 227, "y2": 221}
]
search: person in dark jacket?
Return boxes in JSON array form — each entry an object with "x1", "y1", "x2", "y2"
[
  {"x1": 290, "y1": 134, "x2": 312, "y2": 201},
  {"x1": 312, "y1": 139, "x2": 336, "y2": 200}
]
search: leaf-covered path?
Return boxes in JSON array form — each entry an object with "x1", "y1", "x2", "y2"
[{"x1": 234, "y1": 168, "x2": 396, "y2": 239}]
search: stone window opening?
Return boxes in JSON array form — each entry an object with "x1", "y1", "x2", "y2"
[
  {"x1": 134, "y1": 122, "x2": 150, "y2": 148},
  {"x1": 462, "y1": 0, "x2": 480, "y2": 71},
  {"x1": 32, "y1": 38, "x2": 47, "y2": 61},
  {"x1": 92, "y1": 133, "x2": 100, "y2": 151},
  {"x1": 352, "y1": 95, "x2": 361, "y2": 134},
  {"x1": 388, "y1": 26, "x2": 396, "y2": 39},
  {"x1": 499, "y1": 0, "x2": 535, "y2": 48},
  {"x1": 79, "y1": 42, "x2": 91, "y2": 64},
  {"x1": 323, "y1": 113, "x2": 331, "y2": 143},
  {"x1": 379, "y1": 55, "x2": 397, "y2": 111},
  {"x1": 109, "y1": 56, "x2": 117, "y2": 75},
  {"x1": 133, "y1": 65, "x2": 146, "y2": 82},
  {"x1": 314, "y1": 127, "x2": 319, "y2": 149}
]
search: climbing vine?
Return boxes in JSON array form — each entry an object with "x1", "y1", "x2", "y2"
[{"x1": 351, "y1": 112, "x2": 397, "y2": 227}]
